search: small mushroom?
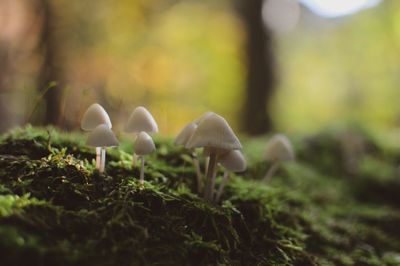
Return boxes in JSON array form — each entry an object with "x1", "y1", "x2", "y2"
[
  {"x1": 125, "y1": 106, "x2": 158, "y2": 168},
  {"x1": 81, "y1": 103, "x2": 113, "y2": 169},
  {"x1": 134, "y1": 131, "x2": 156, "y2": 186},
  {"x1": 262, "y1": 134, "x2": 294, "y2": 182},
  {"x1": 125, "y1": 106, "x2": 158, "y2": 134},
  {"x1": 186, "y1": 113, "x2": 242, "y2": 202},
  {"x1": 86, "y1": 124, "x2": 119, "y2": 173},
  {"x1": 215, "y1": 150, "x2": 246, "y2": 203},
  {"x1": 174, "y1": 122, "x2": 203, "y2": 192},
  {"x1": 81, "y1": 103, "x2": 112, "y2": 131}
]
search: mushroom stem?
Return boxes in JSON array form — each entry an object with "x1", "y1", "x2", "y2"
[
  {"x1": 204, "y1": 156, "x2": 210, "y2": 174},
  {"x1": 204, "y1": 149, "x2": 217, "y2": 202},
  {"x1": 100, "y1": 147, "x2": 106, "y2": 173},
  {"x1": 191, "y1": 150, "x2": 203, "y2": 193},
  {"x1": 210, "y1": 165, "x2": 218, "y2": 200},
  {"x1": 215, "y1": 171, "x2": 230, "y2": 203},
  {"x1": 95, "y1": 147, "x2": 101, "y2": 170},
  {"x1": 139, "y1": 156, "x2": 145, "y2": 186},
  {"x1": 263, "y1": 160, "x2": 280, "y2": 182}
]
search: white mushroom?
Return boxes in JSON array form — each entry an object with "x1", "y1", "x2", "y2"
[
  {"x1": 125, "y1": 106, "x2": 158, "y2": 168},
  {"x1": 125, "y1": 106, "x2": 158, "y2": 134},
  {"x1": 186, "y1": 113, "x2": 242, "y2": 201},
  {"x1": 86, "y1": 124, "x2": 119, "y2": 173},
  {"x1": 174, "y1": 122, "x2": 203, "y2": 192},
  {"x1": 215, "y1": 150, "x2": 246, "y2": 203},
  {"x1": 134, "y1": 131, "x2": 156, "y2": 186},
  {"x1": 81, "y1": 103, "x2": 113, "y2": 170},
  {"x1": 174, "y1": 122, "x2": 197, "y2": 146},
  {"x1": 81, "y1": 103, "x2": 112, "y2": 131},
  {"x1": 263, "y1": 134, "x2": 294, "y2": 182}
]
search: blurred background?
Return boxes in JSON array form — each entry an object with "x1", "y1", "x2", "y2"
[{"x1": 0, "y1": 0, "x2": 399, "y2": 137}]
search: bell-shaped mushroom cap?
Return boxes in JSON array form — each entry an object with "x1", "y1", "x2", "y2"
[
  {"x1": 219, "y1": 150, "x2": 247, "y2": 172},
  {"x1": 193, "y1": 112, "x2": 215, "y2": 125},
  {"x1": 186, "y1": 113, "x2": 242, "y2": 150},
  {"x1": 134, "y1": 131, "x2": 156, "y2": 156},
  {"x1": 125, "y1": 106, "x2": 158, "y2": 134},
  {"x1": 174, "y1": 122, "x2": 197, "y2": 146},
  {"x1": 81, "y1": 103, "x2": 112, "y2": 131},
  {"x1": 86, "y1": 124, "x2": 119, "y2": 147},
  {"x1": 264, "y1": 134, "x2": 295, "y2": 161}
]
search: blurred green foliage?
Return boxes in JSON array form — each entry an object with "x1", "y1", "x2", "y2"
[
  {"x1": 273, "y1": 0, "x2": 400, "y2": 133},
  {"x1": 48, "y1": 0, "x2": 244, "y2": 133},
  {"x1": 3, "y1": 0, "x2": 400, "y2": 136}
]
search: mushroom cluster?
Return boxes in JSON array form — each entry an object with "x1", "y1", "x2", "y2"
[
  {"x1": 80, "y1": 104, "x2": 248, "y2": 203},
  {"x1": 175, "y1": 112, "x2": 246, "y2": 202},
  {"x1": 81, "y1": 103, "x2": 119, "y2": 173}
]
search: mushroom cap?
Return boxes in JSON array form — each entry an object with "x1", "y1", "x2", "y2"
[
  {"x1": 264, "y1": 134, "x2": 295, "y2": 161},
  {"x1": 86, "y1": 124, "x2": 119, "y2": 147},
  {"x1": 219, "y1": 150, "x2": 247, "y2": 172},
  {"x1": 81, "y1": 103, "x2": 112, "y2": 131},
  {"x1": 125, "y1": 106, "x2": 158, "y2": 134},
  {"x1": 174, "y1": 122, "x2": 197, "y2": 146},
  {"x1": 203, "y1": 146, "x2": 230, "y2": 157},
  {"x1": 193, "y1": 111, "x2": 215, "y2": 125},
  {"x1": 134, "y1": 131, "x2": 156, "y2": 156},
  {"x1": 186, "y1": 113, "x2": 242, "y2": 150}
]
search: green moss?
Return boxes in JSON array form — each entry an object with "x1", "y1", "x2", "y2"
[{"x1": 0, "y1": 126, "x2": 399, "y2": 265}]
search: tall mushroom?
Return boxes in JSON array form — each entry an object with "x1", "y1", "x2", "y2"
[
  {"x1": 174, "y1": 122, "x2": 203, "y2": 192},
  {"x1": 81, "y1": 103, "x2": 112, "y2": 170},
  {"x1": 125, "y1": 106, "x2": 158, "y2": 167},
  {"x1": 186, "y1": 113, "x2": 242, "y2": 202},
  {"x1": 215, "y1": 150, "x2": 246, "y2": 203},
  {"x1": 86, "y1": 124, "x2": 119, "y2": 173},
  {"x1": 134, "y1": 131, "x2": 156, "y2": 186},
  {"x1": 263, "y1": 134, "x2": 295, "y2": 182}
]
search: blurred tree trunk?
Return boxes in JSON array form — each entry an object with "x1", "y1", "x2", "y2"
[
  {"x1": 236, "y1": 0, "x2": 276, "y2": 135},
  {"x1": 0, "y1": 43, "x2": 13, "y2": 132},
  {"x1": 35, "y1": 0, "x2": 63, "y2": 126}
]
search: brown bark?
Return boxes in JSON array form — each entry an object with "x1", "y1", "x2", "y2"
[
  {"x1": 0, "y1": 43, "x2": 13, "y2": 132},
  {"x1": 35, "y1": 0, "x2": 63, "y2": 126},
  {"x1": 236, "y1": 0, "x2": 276, "y2": 135}
]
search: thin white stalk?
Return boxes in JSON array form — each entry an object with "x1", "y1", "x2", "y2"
[
  {"x1": 210, "y1": 165, "x2": 218, "y2": 200},
  {"x1": 140, "y1": 156, "x2": 145, "y2": 186},
  {"x1": 191, "y1": 150, "x2": 203, "y2": 193},
  {"x1": 95, "y1": 147, "x2": 101, "y2": 170},
  {"x1": 204, "y1": 156, "x2": 210, "y2": 175},
  {"x1": 204, "y1": 149, "x2": 217, "y2": 202},
  {"x1": 100, "y1": 147, "x2": 106, "y2": 174},
  {"x1": 262, "y1": 161, "x2": 280, "y2": 183},
  {"x1": 215, "y1": 171, "x2": 230, "y2": 203}
]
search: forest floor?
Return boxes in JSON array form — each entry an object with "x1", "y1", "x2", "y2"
[{"x1": 0, "y1": 126, "x2": 399, "y2": 266}]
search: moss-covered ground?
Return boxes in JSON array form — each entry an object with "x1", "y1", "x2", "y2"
[{"x1": 0, "y1": 126, "x2": 399, "y2": 265}]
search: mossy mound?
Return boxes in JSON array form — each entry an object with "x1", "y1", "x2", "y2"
[{"x1": 0, "y1": 126, "x2": 399, "y2": 266}]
